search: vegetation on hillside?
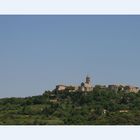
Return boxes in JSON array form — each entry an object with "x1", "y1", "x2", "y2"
[{"x1": 0, "y1": 87, "x2": 140, "y2": 125}]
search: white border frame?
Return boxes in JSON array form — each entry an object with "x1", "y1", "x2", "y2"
[{"x1": 0, "y1": 0, "x2": 140, "y2": 14}]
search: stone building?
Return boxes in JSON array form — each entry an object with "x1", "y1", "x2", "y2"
[
  {"x1": 108, "y1": 85, "x2": 124, "y2": 93},
  {"x1": 108, "y1": 84, "x2": 139, "y2": 93},
  {"x1": 55, "y1": 76, "x2": 93, "y2": 92},
  {"x1": 124, "y1": 86, "x2": 139, "y2": 93},
  {"x1": 80, "y1": 76, "x2": 93, "y2": 92},
  {"x1": 55, "y1": 85, "x2": 79, "y2": 92},
  {"x1": 56, "y1": 85, "x2": 67, "y2": 91}
]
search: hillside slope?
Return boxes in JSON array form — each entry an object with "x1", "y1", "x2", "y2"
[{"x1": 1, "y1": 87, "x2": 140, "y2": 125}]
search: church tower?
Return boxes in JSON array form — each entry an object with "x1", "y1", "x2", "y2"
[
  {"x1": 80, "y1": 76, "x2": 93, "y2": 92},
  {"x1": 86, "y1": 75, "x2": 91, "y2": 84}
]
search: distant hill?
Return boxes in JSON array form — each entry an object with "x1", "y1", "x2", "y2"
[{"x1": 0, "y1": 87, "x2": 140, "y2": 125}]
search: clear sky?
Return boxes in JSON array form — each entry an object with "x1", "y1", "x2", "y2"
[{"x1": 0, "y1": 15, "x2": 140, "y2": 98}]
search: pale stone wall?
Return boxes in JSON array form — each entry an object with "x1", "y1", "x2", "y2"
[
  {"x1": 124, "y1": 86, "x2": 139, "y2": 93},
  {"x1": 56, "y1": 85, "x2": 66, "y2": 91},
  {"x1": 108, "y1": 85, "x2": 139, "y2": 93}
]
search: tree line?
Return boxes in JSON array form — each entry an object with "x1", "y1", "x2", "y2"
[{"x1": 0, "y1": 87, "x2": 140, "y2": 125}]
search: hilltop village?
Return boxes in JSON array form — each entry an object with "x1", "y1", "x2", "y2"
[
  {"x1": 55, "y1": 76, "x2": 140, "y2": 93},
  {"x1": 1, "y1": 76, "x2": 140, "y2": 125}
]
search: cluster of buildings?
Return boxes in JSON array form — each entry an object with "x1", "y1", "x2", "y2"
[
  {"x1": 55, "y1": 76, "x2": 93, "y2": 92},
  {"x1": 108, "y1": 84, "x2": 139, "y2": 93},
  {"x1": 94, "y1": 84, "x2": 139, "y2": 93},
  {"x1": 54, "y1": 76, "x2": 140, "y2": 93}
]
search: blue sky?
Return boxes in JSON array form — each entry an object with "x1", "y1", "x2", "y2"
[{"x1": 0, "y1": 15, "x2": 140, "y2": 98}]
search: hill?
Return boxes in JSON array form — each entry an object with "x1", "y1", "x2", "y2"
[{"x1": 1, "y1": 87, "x2": 140, "y2": 125}]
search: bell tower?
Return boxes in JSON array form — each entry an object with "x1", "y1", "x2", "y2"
[{"x1": 86, "y1": 75, "x2": 91, "y2": 84}]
